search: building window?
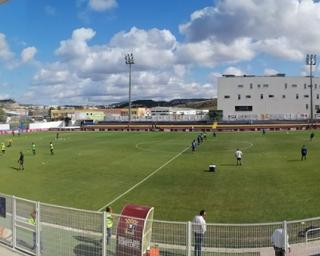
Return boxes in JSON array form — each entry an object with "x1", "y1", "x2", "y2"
[
  {"x1": 257, "y1": 84, "x2": 261, "y2": 88},
  {"x1": 304, "y1": 95, "x2": 309, "y2": 98},
  {"x1": 250, "y1": 83, "x2": 253, "y2": 89},
  {"x1": 315, "y1": 84, "x2": 318, "y2": 89},
  {"x1": 260, "y1": 94, "x2": 263, "y2": 99},
  {"x1": 235, "y1": 106, "x2": 253, "y2": 111},
  {"x1": 238, "y1": 94, "x2": 241, "y2": 100},
  {"x1": 304, "y1": 83, "x2": 307, "y2": 89},
  {"x1": 292, "y1": 84, "x2": 297, "y2": 88},
  {"x1": 224, "y1": 95, "x2": 231, "y2": 99},
  {"x1": 306, "y1": 104, "x2": 309, "y2": 110},
  {"x1": 284, "y1": 83, "x2": 288, "y2": 89},
  {"x1": 263, "y1": 84, "x2": 269, "y2": 88},
  {"x1": 238, "y1": 84, "x2": 244, "y2": 88},
  {"x1": 268, "y1": 95, "x2": 275, "y2": 98},
  {"x1": 317, "y1": 94, "x2": 319, "y2": 99},
  {"x1": 282, "y1": 95, "x2": 286, "y2": 99},
  {"x1": 246, "y1": 95, "x2": 251, "y2": 98},
  {"x1": 296, "y1": 94, "x2": 299, "y2": 99}
]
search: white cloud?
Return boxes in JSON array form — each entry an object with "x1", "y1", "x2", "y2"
[
  {"x1": 179, "y1": 0, "x2": 320, "y2": 62},
  {"x1": 1, "y1": 33, "x2": 37, "y2": 68},
  {"x1": 175, "y1": 37, "x2": 255, "y2": 67},
  {"x1": 223, "y1": 67, "x2": 244, "y2": 76},
  {"x1": 255, "y1": 37, "x2": 304, "y2": 61},
  {"x1": 0, "y1": 33, "x2": 14, "y2": 62},
  {"x1": 27, "y1": 26, "x2": 216, "y2": 104},
  {"x1": 110, "y1": 27, "x2": 176, "y2": 50},
  {"x1": 55, "y1": 28, "x2": 96, "y2": 60},
  {"x1": 21, "y1": 47, "x2": 37, "y2": 63},
  {"x1": 264, "y1": 68, "x2": 279, "y2": 76},
  {"x1": 88, "y1": 0, "x2": 117, "y2": 12}
]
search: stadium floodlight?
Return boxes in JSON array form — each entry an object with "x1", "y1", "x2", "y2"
[
  {"x1": 306, "y1": 54, "x2": 317, "y2": 125},
  {"x1": 125, "y1": 53, "x2": 134, "y2": 128}
]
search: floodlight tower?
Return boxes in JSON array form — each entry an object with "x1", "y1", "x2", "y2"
[
  {"x1": 125, "y1": 53, "x2": 134, "y2": 128},
  {"x1": 306, "y1": 54, "x2": 317, "y2": 124}
]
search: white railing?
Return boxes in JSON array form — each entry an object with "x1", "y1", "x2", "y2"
[
  {"x1": 1, "y1": 192, "x2": 320, "y2": 256},
  {"x1": 305, "y1": 227, "x2": 320, "y2": 242}
]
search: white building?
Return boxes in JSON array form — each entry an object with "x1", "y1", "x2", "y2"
[{"x1": 217, "y1": 74, "x2": 320, "y2": 121}]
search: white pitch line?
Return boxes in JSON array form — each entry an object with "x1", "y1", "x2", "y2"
[{"x1": 98, "y1": 145, "x2": 190, "y2": 211}]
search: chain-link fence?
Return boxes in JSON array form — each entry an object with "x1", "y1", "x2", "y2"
[{"x1": 1, "y1": 192, "x2": 320, "y2": 256}]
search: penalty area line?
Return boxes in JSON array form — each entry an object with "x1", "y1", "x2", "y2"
[{"x1": 98, "y1": 145, "x2": 190, "y2": 211}]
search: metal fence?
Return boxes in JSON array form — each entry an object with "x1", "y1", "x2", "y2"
[{"x1": 1, "y1": 193, "x2": 320, "y2": 256}]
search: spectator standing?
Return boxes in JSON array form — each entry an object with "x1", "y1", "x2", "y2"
[
  {"x1": 192, "y1": 210, "x2": 207, "y2": 256},
  {"x1": 271, "y1": 228, "x2": 290, "y2": 256},
  {"x1": 28, "y1": 210, "x2": 43, "y2": 252},
  {"x1": 105, "y1": 206, "x2": 113, "y2": 245}
]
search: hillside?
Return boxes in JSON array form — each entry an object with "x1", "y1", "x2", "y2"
[{"x1": 111, "y1": 98, "x2": 217, "y2": 109}]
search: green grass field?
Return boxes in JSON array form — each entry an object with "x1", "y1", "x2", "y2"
[{"x1": 1, "y1": 130, "x2": 320, "y2": 223}]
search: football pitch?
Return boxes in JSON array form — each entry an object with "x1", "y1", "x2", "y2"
[{"x1": 1, "y1": 130, "x2": 320, "y2": 223}]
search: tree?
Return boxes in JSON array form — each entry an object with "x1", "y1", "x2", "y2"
[
  {"x1": 48, "y1": 107, "x2": 55, "y2": 121},
  {"x1": 208, "y1": 110, "x2": 222, "y2": 121},
  {"x1": 0, "y1": 108, "x2": 6, "y2": 123},
  {"x1": 64, "y1": 116, "x2": 71, "y2": 126}
]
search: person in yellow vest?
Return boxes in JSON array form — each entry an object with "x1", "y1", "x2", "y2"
[
  {"x1": 49, "y1": 142, "x2": 54, "y2": 155},
  {"x1": 28, "y1": 210, "x2": 43, "y2": 252},
  {"x1": 1, "y1": 142, "x2": 5, "y2": 154},
  {"x1": 105, "y1": 206, "x2": 113, "y2": 245}
]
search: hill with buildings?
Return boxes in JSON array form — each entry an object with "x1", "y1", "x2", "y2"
[{"x1": 111, "y1": 98, "x2": 216, "y2": 109}]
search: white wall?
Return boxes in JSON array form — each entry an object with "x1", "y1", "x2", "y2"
[
  {"x1": 29, "y1": 121, "x2": 63, "y2": 130},
  {"x1": 0, "y1": 124, "x2": 10, "y2": 130}
]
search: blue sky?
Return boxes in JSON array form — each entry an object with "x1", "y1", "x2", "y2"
[{"x1": 0, "y1": 0, "x2": 320, "y2": 105}]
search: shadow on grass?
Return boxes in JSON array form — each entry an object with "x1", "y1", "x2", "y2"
[
  {"x1": 73, "y1": 235, "x2": 101, "y2": 245},
  {"x1": 10, "y1": 166, "x2": 20, "y2": 171},
  {"x1": 73, "y1": 243, "x2": 102, "y2": 256},
  {"x1": 203, "y1": 170, "x2": 217, "y2": 173}
]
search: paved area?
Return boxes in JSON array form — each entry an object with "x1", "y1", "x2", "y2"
[
  {"x1": 2, "y1": 240, "x2": 320, "y2": 256},
  {"x1": 0, "y1": 245, "x2": 24, "y2": 256}
]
